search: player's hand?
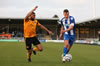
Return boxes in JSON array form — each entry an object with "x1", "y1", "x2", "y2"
[
  {"x1": 62, "y1": 30, "x2": 67, "y2": 33},
  {"x1": 48, "y1": 31, "x2": 54, "y2": 35},
  {"x1": 35, "y1": 6, "x2": 38, "y2": 9},
  {"x1": 59, "y1": 34, "x2": 62, "y2": 39},
  {"x1": 34, "y1": 6, "x2": 38, "y2": 11}
]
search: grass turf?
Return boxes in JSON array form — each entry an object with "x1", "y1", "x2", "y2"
[{"x1": 0, "y1": 42, "x2": 100, "y2": 66}]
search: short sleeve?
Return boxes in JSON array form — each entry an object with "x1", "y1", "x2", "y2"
[
  {"x1": 37, "y1": 21, "x2": 41, "y2": 26},
  {"x1": 60, "y1": 19, "x2": 63, "y2": 26},
  {"x1": 70, "y1": 16, "x2": 75, "y2": 26}
]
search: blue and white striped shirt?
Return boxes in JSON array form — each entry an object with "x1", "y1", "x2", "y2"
[{"x1": 60, "y1": 16, "x2": 75, "y2": 36}]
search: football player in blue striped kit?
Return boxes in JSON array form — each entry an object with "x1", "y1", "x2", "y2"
[{"x1": 59, "y1": 9, "x2": 75, "y2": 62}]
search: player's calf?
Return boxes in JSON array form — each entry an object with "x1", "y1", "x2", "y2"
[{"x1": 32, "y1": 47, "x2": 43, "y2": 55}]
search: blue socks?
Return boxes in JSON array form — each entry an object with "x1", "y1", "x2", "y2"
[{"x1": 63, "y1": 47, "x2": 68, "y2": 56}]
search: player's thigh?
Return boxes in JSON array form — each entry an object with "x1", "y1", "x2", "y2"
[
  {"x1": 69, "y1": 37, "x2": 75, "y2": 46},
  {"x1": 32, "y1": 37, "x2": 43, "y2": 51},
  {"x1": 35, "y1": 44, "x2": 43, "y2": 51},
  {"x1": 64, "y1": 34, "x2": 70, "y2": 47},
  {"x1": 25, "y1": 38, "x2": 32, "y2": 50}
]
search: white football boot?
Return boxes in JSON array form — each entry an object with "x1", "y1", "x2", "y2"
[{"x1": 62, "y1": 54, "x2": 66, "y2": 63}]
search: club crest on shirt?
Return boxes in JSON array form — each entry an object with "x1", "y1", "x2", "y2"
[{"x1": 64, "y1": 24, "x2": 70, "y2": 26}]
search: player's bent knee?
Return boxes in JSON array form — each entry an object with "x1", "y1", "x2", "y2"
[
  {"x1": 40, "y1": 49, "x2": 43, "y2": 52},
  {"x1": 36, "y1": 44, "x2": 43, "y2": 51},
  {"x1": 28, "y1": 51, "x2": 32, "y2": 55},
  {"x1": 64, "y1": 44, "x2": 69, "y2": 48},
  {"x1": 37, "y1": 48, "x2": 43, "y2": 51},
  {"x1": 28, "y1": 49, "x2": 32, "y2": 54}
]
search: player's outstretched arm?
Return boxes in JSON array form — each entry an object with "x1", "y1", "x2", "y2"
[
  {"x1": 39, "y1": 24, "x2": 53, "y2": 35},
  {"x1": 25, "y1": 6, "x2": 38, "y2": 21}
]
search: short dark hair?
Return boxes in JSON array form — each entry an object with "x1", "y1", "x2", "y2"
[{"x1": 63, "y1": 9, "x2": 69, "y2": 13}]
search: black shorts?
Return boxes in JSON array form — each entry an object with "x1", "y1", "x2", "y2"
[{"x1": 25, "y1": 37, "x2": 40, "y2": 50}]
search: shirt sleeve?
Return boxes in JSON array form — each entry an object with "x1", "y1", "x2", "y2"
[
  {"x1": 60, "y1": 19, "x2": 63, "y2": 26},
  {"x1": 37, "y1": 21, "x2": 41, "y2": 26},
  {"x1": 70, "y1": 17, "x2": 75, "y2": 26}
]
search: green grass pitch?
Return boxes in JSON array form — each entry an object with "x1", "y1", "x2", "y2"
[{"x1": 0, "y1": 42, "x2": 100, "y2": 66}]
